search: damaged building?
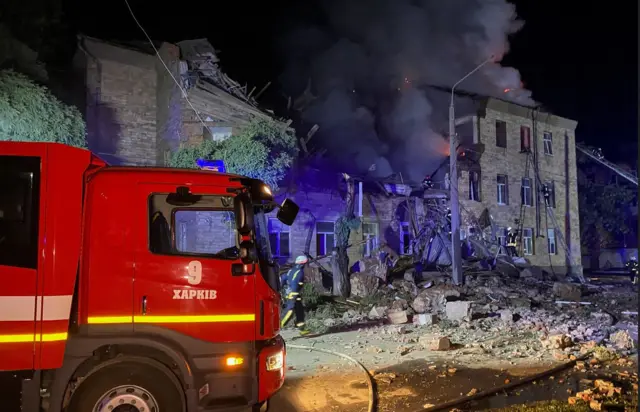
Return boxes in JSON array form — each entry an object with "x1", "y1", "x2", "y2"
[
  {"x1": 72, "y1": 36, "x2": 279, "y2": 166},
  {"x1": 271, "y1": 95, "x2": 582, "y2": 278}
]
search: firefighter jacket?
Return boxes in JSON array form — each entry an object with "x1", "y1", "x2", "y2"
[
  {"x1": 626, "y1": 260, "x2": 639, "y2": 274},
  {"x1": 506, "y1": 231, "x2": 517, "y2": 247},
  {"x1": 280, "y1": 264, "x2": 305, "y2": 300}
]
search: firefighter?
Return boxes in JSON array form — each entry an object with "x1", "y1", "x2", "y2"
[
  {"x1": 506, "y1": 226, "x2": 518, "y2": 257},
  {"x1": 422, "y1": 175, "x2": 434, "y2": 189},
  {"x1": 280, "y1": 255, "x2": 310, "y2": 335},
  {"x1": 542, "y1": 184, "x2": 551, "y2": 206},
  {"x1": 626, "y1": 257, "x2": 639, "y2": 285}
]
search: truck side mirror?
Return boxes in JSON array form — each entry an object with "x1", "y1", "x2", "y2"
[
  {"x1": 234, "y1": 193, "x2": 253, "y2": 235},
  {"x1": 276, "y1": 198, "x2": 299, "y2": 226},
  {"x1": 239, "y1": 240, "x2": 258, "y2": 264}
]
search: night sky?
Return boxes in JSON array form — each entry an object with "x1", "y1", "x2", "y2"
[{"x1": 70, "y1": 0, "x2": 637, "y2": 164}]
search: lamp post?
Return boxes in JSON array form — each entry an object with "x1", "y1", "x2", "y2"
[{"x1": 449, "y1": 56, "x2": 494, "y2": 285}]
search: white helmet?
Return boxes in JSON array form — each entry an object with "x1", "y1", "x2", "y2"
[
  {"x1": 295, "y1": 255, "x2": 309, "y2": 265},
  {"x1": 507, "y1": 227, "x2": 512, "y2": 231}
]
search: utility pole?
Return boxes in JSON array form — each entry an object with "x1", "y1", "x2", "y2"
[{"x1": 449, "y1": 56, "x2": 494, "y2": 286}]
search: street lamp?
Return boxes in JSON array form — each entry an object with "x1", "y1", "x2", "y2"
[{"x1": 449, "y1": 55, "x2": 495, "y2": 286}]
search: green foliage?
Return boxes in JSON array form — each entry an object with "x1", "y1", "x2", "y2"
[
  {"x1": 578, "y1": 170, "x2": 635, "y2": 248},
  {"x1": 0, "y1": 69, "x2": 86, "y2": 147},
  {"x1": 169, "y1": 117, "x2": 298, "y2": 190}
]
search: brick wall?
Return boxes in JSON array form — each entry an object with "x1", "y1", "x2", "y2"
[
  {"x1": 174, "y1": 210, "x2": 236, "y2": 254},
  {"x1": 459, "y1": 100, "x2": 581, "y2": 275}
]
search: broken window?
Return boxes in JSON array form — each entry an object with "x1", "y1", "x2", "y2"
[
  {"x1": 468, "y1": 171, "x2": 480, "y2": 201},
  {"x1": 520, "y1": 126, "x2": 531, "y2": 152},
  {"x1": 400, "y1": 222, "x2": 413, "y2": 255},
  {"x1": 316, "y1": 221, "x2": 335, "y2": 256},
  {"x1": 523, "y1": 228, "x2": 534, "y2": 255},
  {"x1": 547, "y1": 228, "x2": 557, "y2": 255},
  {"x1": 268, "y1": 218, "x2": 291, "y2": 257},
  {"x1": 496, "y1": 174, "x2": 509, "y2": 205},
  {"x1": 204, "y1": 126, "x2": 233, "y2": 142},
  {"x1": 543, "y1": 132, "x2": 553, "y2": 155},
  {"x1": 496, "y1": 120, "x2": 507, "y2": 148},
  {"x1": 362, "y1": 222, "x2": 379, "y2": 258},
  {"x1": 521, "y1": 177, "x2": 533, "y2": 206}
]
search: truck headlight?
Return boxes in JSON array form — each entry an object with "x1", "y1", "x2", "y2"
[{"x1": 265, "y1": 350, "x2": 284, "y2": 371}]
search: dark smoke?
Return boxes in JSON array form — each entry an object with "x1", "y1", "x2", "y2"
[{"x1": 279, "y1": 0, "x2": 535, "y2": 183}]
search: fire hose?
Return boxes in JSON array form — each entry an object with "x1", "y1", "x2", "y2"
[
  {"x1": 418, "y1": 351, "x2": 593, "y2": 412},
  {"x1": 287, "y1": 344, "x2": 376, "y2": 412}
]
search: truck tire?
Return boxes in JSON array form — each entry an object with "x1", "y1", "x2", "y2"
[{"x1": 66, "y1": 360, "x2": 184, "y2": 412}]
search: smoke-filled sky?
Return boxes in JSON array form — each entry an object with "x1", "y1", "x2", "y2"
[
  {"x1": 276, "y1": 0, "x2": 535, "y2": 182},
  {"x1": 77, "y1": 0, "x2": 636, "y2": 164}
]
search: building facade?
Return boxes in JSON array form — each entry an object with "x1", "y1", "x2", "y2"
[
  {"x1": 268, "y1": 98, "x2": 582, "y2": 276},
  {"x1": 73, "y1": 36, "x2": 275, "y2": 166}
]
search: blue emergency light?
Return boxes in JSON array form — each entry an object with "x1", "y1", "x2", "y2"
[{"x1": 196, "y1": 159, "x2": 226, "y2": 172}]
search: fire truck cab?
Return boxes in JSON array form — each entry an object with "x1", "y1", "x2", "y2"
[{"x1": 0, "y1": 142, "x2": 298, "y2": 412}]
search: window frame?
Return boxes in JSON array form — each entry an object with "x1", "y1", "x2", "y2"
[
  {"x1": 497, "y1": 174, "x2": 509, "y2": 205},
  {"x1": 268, "y1": 217, "x2": 291, "y2": 258},
  {"x1": 0, "y1": 155, "x2": 41, "y2": 269},
  {"x1": 496, "y1": 120, "x2": 507, "y2": 148},
  {"x1": 521, "y1": 177, "x2": 533, "y2": 206},
  {"x1": 522, "y1": 227, "x2": 534, "y2": 256},
  {"x1": 497, "y1": 227, "x2": 508, "y2": 255},
  {"x1": 315, "y1": 220, "x2": 335, "y2": 256},
  {"x1": 543, "y1": 132, "x2": 553, "y2": 155},
  {"x1": 204, "y1": 126, "x2": 233, "y2": 142},
  {"x1": 361, "y1": 221, "x2": 379, "y2": 258},
  {"x1": 542, "y1": 181, "x2": 557, "y2": 208},
  {"x1": 547, "y1": 228, "x2": 557, "y2": 255},
  {"x1": 147, "y1": 193, "x2": 238, "y2": 259},
  {"x1": 468, "y1": 170, "x2": 480, "y2": 201}
]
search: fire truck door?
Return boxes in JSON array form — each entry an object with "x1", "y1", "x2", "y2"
[
  {"x1": 133, "y1": 184, "x2": 256, "y2": 342},
  {"x1": 0, "y1": 155, "x2": 42, "y2": 371}
]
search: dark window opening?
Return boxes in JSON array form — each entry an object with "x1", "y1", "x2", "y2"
[
  {"x1": 520, "y1": 126, "x2": 531, "y2": 152},
  {"x1": 469, "y1": 171, "x2": 480, "y2": 201},
  {"x1": 496, "y1": 120, "x2": 507, "y2": 148}
]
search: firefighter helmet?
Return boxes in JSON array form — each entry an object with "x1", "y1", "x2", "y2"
[{"x1": 295, "y1": 255, "x2": 309, "y2": 265}]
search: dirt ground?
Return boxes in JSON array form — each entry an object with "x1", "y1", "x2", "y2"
[{"x1": 272, "y1": 320, "x2": 639, "y2": 412}]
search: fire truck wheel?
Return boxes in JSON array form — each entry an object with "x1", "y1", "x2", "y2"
[{"x1": 66, "y1": 360, "x2": 184, "y2": 412}]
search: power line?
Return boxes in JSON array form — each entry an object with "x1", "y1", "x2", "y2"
[{"x1": 123, "y1": 0, "x2": 209, "y2": 133}]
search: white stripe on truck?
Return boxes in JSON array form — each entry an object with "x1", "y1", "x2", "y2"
[{"x1": 0, "y1": 295, "x2": 73, "y2": 321}]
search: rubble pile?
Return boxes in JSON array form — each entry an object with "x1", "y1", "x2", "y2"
[{"x1": 303, "y1": 269, "x2": 638, "y2": 359}]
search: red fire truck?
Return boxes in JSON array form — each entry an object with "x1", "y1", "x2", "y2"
[{"x1": 0, "y1": 141, "x2": 299, "y2": 412}]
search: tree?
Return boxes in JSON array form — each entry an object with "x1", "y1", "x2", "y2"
[
  {"x1": 169, "y1": 117, "x2": 298, "y2": 190},
  {"x1": 0, "y1": 69, "x2": 86, "y2": 147},
  {"x1": 331, "y1": 174, "x2": 360, "y2": 297},
  {"x1": 578, "y1": 166, "x2": 635, "y2": 269}
]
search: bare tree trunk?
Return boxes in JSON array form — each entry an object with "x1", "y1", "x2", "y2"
[
  {"x1": 332, "y1": 175, "x2": 356, "y2": 297},
  {"x1": 303, "y1": 209, "x2": 316, "y2": 256}
]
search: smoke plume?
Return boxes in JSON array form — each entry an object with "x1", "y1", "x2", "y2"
[{"x1": 279, "y1": 0, "x2": 535, "y2": 182}]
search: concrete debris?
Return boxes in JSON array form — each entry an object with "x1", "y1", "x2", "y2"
[
  {"x1": 421, "y1": 336, "x2": 451, "y2": 351},
  {"x1": 553, "y1": 282, "x2": 582, "y2": 301},
  {"x1": 368, "y1": 306, "x2": 388, "y2": 319},
  {"x1": 391, "y1": 298, "x2": 409, "y2": 312},
  {"x1": 541, "y1": 334, "x2": 574, "y2": 350},
  {"x1": 590, "y1": 311, "x2": 615, "y2": 327},
  {"x1": 445, "y1": 301, "x2": 472, "y2": 322},
  {"x1": 609, "y1": 330, "x2": 636, "y2": 350},
  {"x1": 350, "y1": 273, "x2": 381, "y2": 298},
  {"x1": 388, "y1": 310, "x2": 409, "y2": 325},
  {"x1": 414, "y1": 313, "x2": 438, "y2": 326},
  {"x1": 519, "y1": 266, "x2": 543, "y2": 279},
  {"x1": 499, "y1": 309, "x2": 515, "y2": 323}
]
